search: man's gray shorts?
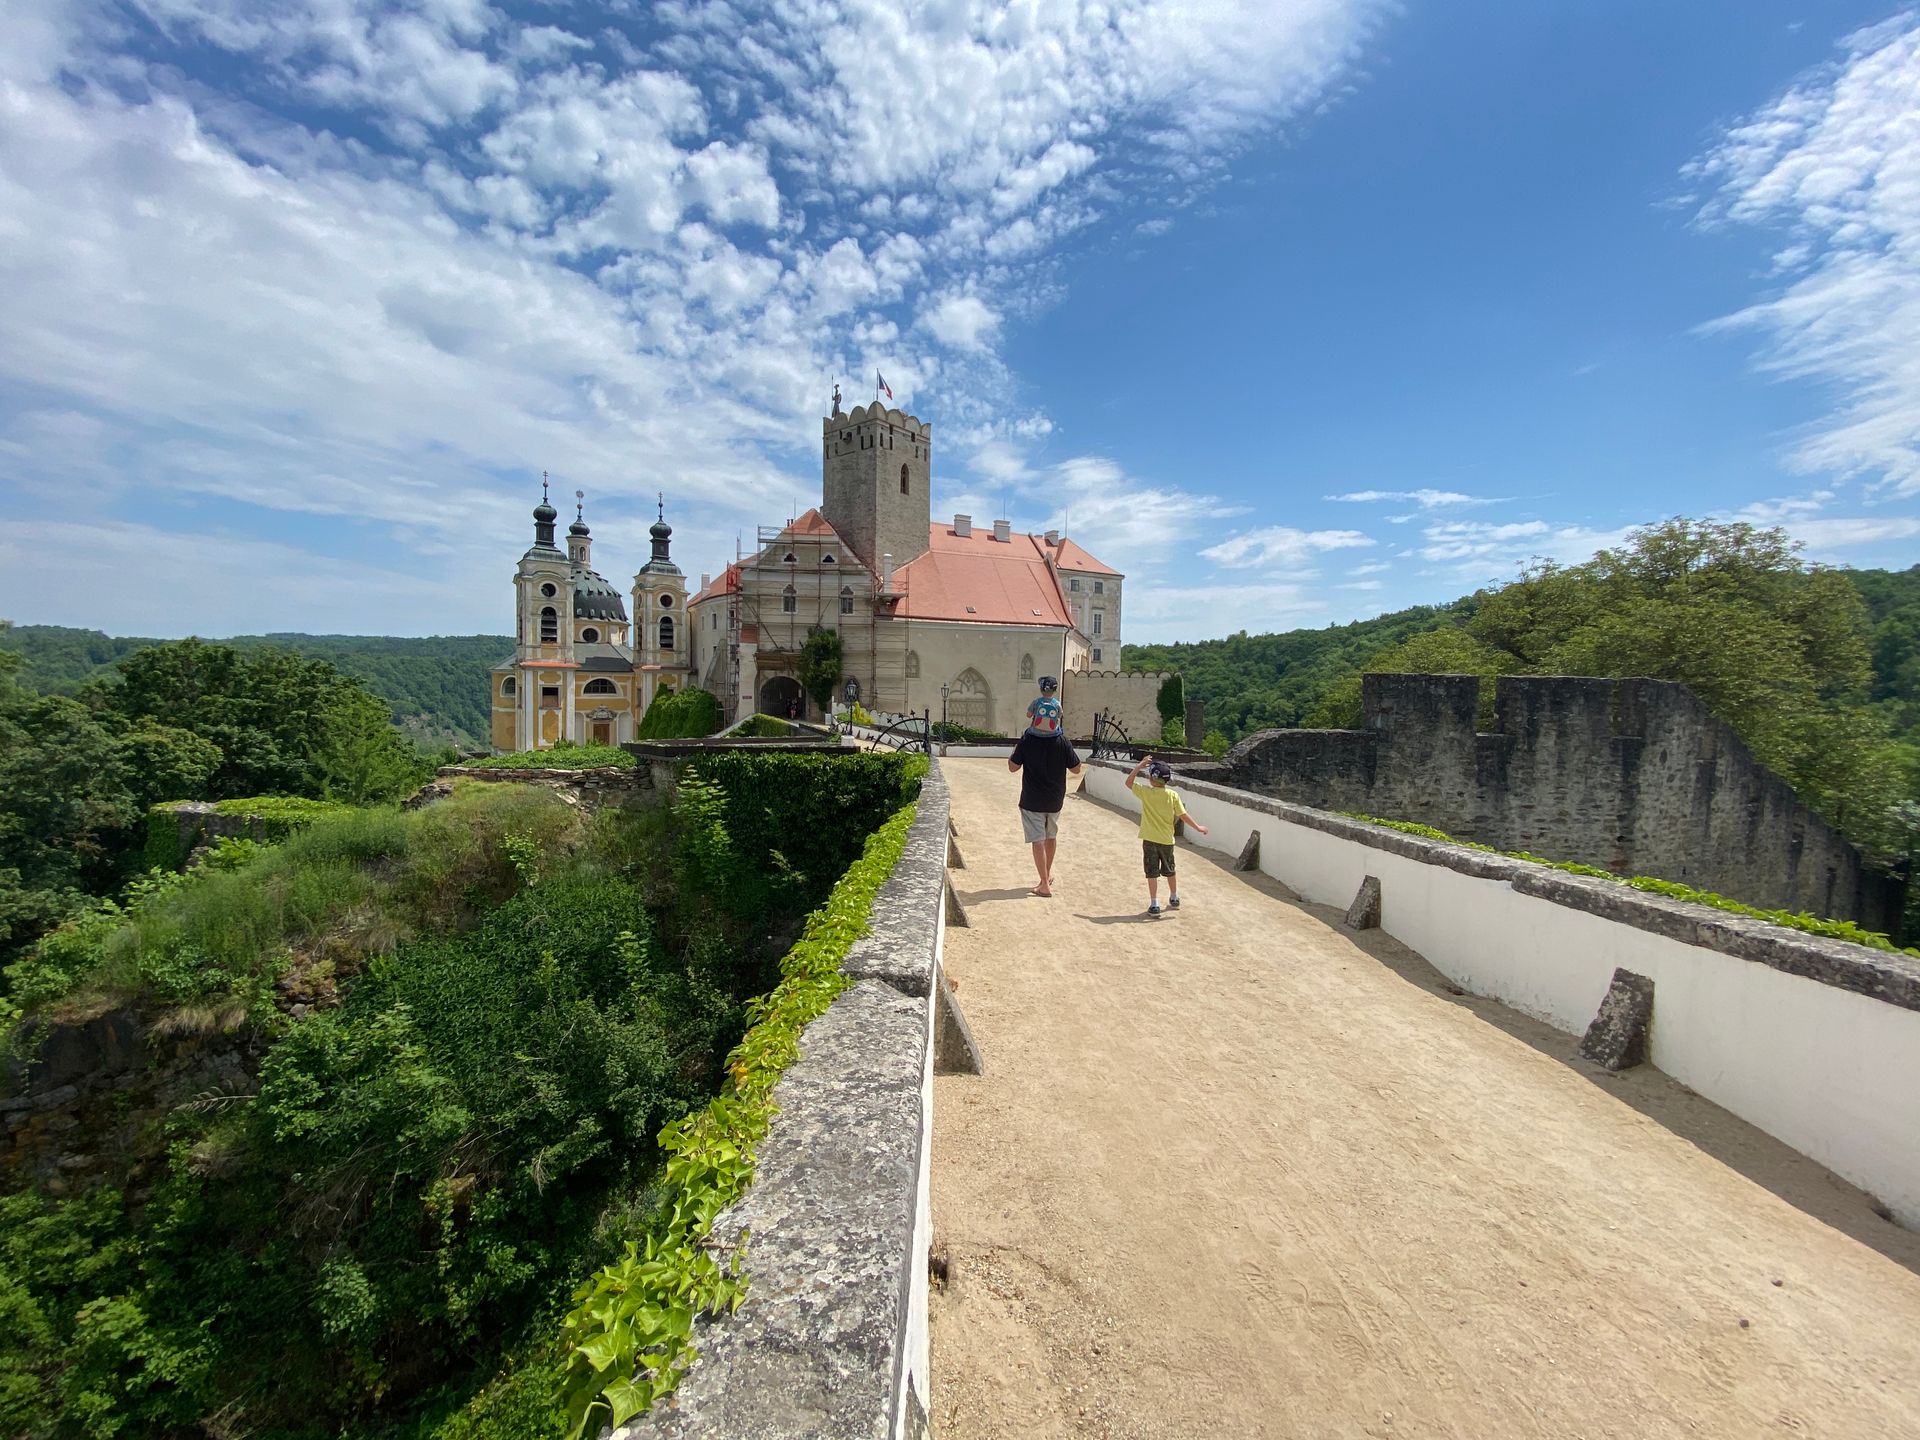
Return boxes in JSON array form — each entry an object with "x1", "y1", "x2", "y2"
[{"x1": 1020, "y1": 808, "x2": 1060, "y2": 844}]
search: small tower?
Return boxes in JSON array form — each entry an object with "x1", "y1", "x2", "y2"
[
  {"x1": 494, "y1": 474, "x2": 576, "y2": 751},
  {"x1": 567, "y1": 490, "x2": 592, "y2": 567},
  {"x1": 631, "y1": 495, "x2": 691, "y2": 715}
]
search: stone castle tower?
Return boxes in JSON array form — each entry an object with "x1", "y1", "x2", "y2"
[{"x1": 820, "y1": 395, "x2": 933, "y2": 574}]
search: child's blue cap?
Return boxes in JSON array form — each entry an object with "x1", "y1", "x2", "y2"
[{"x1": 1148, "y1": 760, "x2": 1173, "y2": 781}]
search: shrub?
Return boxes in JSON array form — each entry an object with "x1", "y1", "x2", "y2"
[
  {"x1": 636, "y1": 689, "x2": 722, "y2": 740},
  {"x1": 735, "y1": 714, "x2": 792, "y2": 738},
  {"x1": 1156, "y1": 674, "x2": 1185, "y2": 724},
  {"x1": 469, "y1": 742, "x2": 636, "y2": 770}
]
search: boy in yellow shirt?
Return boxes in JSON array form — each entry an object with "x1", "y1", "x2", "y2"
[{"x1": 1125, "y1": 755, "x2": 1209, "y2": 916}]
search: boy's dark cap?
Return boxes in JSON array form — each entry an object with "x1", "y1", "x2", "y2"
[
  {"x1": 1038, "y1": 676, "x2": 1058, "y2": 691},
  {"x1": 1148, "y1": 760, "x2": 1173, "y2": 780}
]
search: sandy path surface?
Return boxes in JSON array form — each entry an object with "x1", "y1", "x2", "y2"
[{"x1": 928, "y1": 757, "x2": 1920, "y2": 1440}]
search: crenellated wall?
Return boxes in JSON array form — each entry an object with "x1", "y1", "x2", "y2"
[{"x1": 1208, "y1": 674, "x2": 1903, "y2": 930}]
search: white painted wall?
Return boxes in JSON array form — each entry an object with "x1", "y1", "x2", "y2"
[{"x1": 1083, "y1": 762, "x2": 1920, "y2": 1227}]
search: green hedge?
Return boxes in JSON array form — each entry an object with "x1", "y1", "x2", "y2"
[
  {"x1": 468, "y1": 741, "x2": 637, "y2": 770},
  {"x1": 554, "y1": 792, "x2": 921, "y2": 1434},
  {"x1": 144, "y1": 795, "x2": 352, "y2": 871},
  {"x1": 735, "y1": 714, "x2": 792, "y2": 738},
  {"x1": 1342, "y1": 813, "x2": 1918, "y2": 956},
  {"x1": 637, "y1": 688, "x2": 722, "y2": 739}
]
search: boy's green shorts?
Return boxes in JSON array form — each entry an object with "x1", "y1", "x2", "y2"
[{"x1": 1142, "y1": 841, "x2": 1176, "y2": 878}]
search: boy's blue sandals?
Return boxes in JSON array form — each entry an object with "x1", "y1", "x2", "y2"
[
  {"x1": 1168, "y1": 895, "x2": 1181, "y2": 910},
  {"x1": 1147, "y1": 902, "x2": 1162, "y2": 916}
]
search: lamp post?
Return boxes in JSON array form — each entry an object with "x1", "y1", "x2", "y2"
[{"x1": 940, "y1": 683, "x2": 951, "y2": 757}]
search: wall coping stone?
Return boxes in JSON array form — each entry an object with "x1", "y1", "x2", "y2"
[
  {"x1": 1091, "y1": 758, "x2": 1920, "y2": 1013},
  {"x1": 617, "y1": 760, "x2": 951, "y2": 1438}
]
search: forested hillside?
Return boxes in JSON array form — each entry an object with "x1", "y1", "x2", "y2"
[{"x1": 0, "y1": 625, "x2": 511, "y2": 749}]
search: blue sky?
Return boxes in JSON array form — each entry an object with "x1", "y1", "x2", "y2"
[{"x1": 2, "y1": 1, "x2": 1918, "y2": 643}]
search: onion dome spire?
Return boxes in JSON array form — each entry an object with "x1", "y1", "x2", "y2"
[{"x1": 532, "y1": 471, "x2": 558, "y2": 546}]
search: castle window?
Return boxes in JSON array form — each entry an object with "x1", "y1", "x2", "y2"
[
  {"x1": 900, "y1": 463, "x2": 909, "y2": 495},
  {"x1": 840, "y1": 586, "x2": 855, "y2": 615},
  {"x1": 783, "y1": 551, "x2": 797, "y2": 564},
  {"x1": 659, "y1": 616, "x2": 675, "y2": 650},
  {"x1": 581, "y1": 626, "x2": 599, "y2": 643},
  {"x1": 541, "y1": 685, "x2": 560, "y2": 710},
  {"x1": 905, "y1": 649, "x2": 920, "y2": 678},
  {"x1": 822, "y1": 553, "x2": 836, "y2": 564},
  {"x1": 660, "y1": 592, "x2": 674, "y2": 607},
  {"x1": 1019, "y1": 653, "x2": 1034, "y2": 681},
  {"x1": 584, "y1": 678, "x2": 617, "y2": 695},
  {"x1": 540, "y1": 606, "x2": 558, "y2": 643},
  {"x1": 1092, "y1": 610, "x2": 1103, "y2": 635},
  {"x1": 502, "y1": 677, "x2": 517, "y2": 696},
  {"x1": 1094, "y1": 580, "x2": 1104, "y2": 594},
  {"x1": 540, "y1": 582, "x2": 557, "y2": 598},
  {"x1": 1092, "y1": 647, "x2": 1103, "y2": 665},
  {"x1": 781, "y1": 585, "x2": 797, "y2": 614},
  {"x1": 1068, "y1": 577, "x2": 1080, "y2": 592}
]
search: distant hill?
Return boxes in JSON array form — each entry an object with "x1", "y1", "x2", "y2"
[
  {"x1": 0, "y1": 625, "x2": 511, "y2": 750},
  {"x1": 1128, "y1": 565, "x2": 1920, "y2": 744}
]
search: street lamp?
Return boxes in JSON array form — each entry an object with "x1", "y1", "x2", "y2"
[{"x1": 939, "y1": 683, "x2": 951, "y2": 755}]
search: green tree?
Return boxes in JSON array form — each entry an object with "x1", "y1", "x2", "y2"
[
  {"x1": 797, "y1": 628, "x2": 843, "y2": 715},
  {"x1": 314, "y1": 689, "x2": 430, "y2": 804}
]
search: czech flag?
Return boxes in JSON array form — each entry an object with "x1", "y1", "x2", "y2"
[{"x1": 877, "y1": 370, "x2": 893, "y2": 400}]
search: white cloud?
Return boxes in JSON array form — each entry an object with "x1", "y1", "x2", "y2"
[
  {"x1": 1200, "y1": 526, "x2": 1375, "y2": 569},
  {"x1": 1417, "y1": 519, "x2": 1633, "y2": 573},
  {"x1": 1325, "y1": 488, "x2": 1500, "y2": 508},
  {"x1": 1690, "y1": 14, "x2": 1920, "y2": 494},
  {"x1": 923, "y1": 294, "x2": 1001, "y2": 352},
  {"x1": 0, "y1": 0, "x2": 1389, "y2": 635}
]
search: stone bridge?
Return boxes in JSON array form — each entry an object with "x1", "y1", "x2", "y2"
[{"x1": 626, "y1": 754, "x2": 1920, "y2": 1439}]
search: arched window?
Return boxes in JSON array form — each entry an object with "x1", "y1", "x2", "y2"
[
  {"x1": 540, "y1": 606, "x2": 558, "y2": 643},
  {"x1": 840, "y1": 586, "x2": 855, "y2": 615},
  {"x1": 659, "y1": 616, "x2": 675, "y2": 650},
  {"x1": 502, "y1": 677, "x2": 517, "y2": 696},
  {"x1": 900, "y1": 463, "x2": 909, "y2": 495},
  {"x1": 905, "y1": 650, "x2": 920, "y2": 678},
  {"x1": 581, "y1": 626, "x2": 599, "y2": 643},
  {"x1": 781, "y1": 585, "x2": 797, "y2": 614},
  {"x1": 584, "y1": 678, "x2": 617, "y2": 695},
  {"x1": 1019, "y1": 653, "x2": 1034, "y2": 681},
  {"x1": 949, "y1": 667, "x2": 991, "y2": 730}
]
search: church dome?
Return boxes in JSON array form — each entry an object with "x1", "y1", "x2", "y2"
[
  {"x1": 534, "y1": 498, "x2": 558, "y2": 523},
  {"x1": 573, "y1": 569, "x2": 629, "y2": 621}
]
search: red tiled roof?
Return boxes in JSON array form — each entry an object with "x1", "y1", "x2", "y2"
[
  {"x1": 785, "y1": 507, "x2": 840, "y2": 538},
  {"x1": 1051, "y1": 536, "x2": 1120, "y2": 577},
  {"x1": 894, "y1": 525, "x2": 1075, "y2": 627},
  {"x1": 689, "y1": 563, "x2": 740, "y2": 607}
]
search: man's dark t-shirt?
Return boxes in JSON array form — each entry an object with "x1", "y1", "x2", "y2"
[{"x1": 1009, "y1": 733, "x2": 1082, "y2": 813}]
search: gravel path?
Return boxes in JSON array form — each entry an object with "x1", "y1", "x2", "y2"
[{"x1": 929, "y1": 757, "x2": 1920, "y2": 1440}]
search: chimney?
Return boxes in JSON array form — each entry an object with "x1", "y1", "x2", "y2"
[
  {"x1": 1043, "y1": 529, "x2": 1059, "y2": 546},
  {"x1": 953, "y1": 513, "x2": 972, "y2": 538},
  {"x1": 700, "y1": 572, "x2": 711, "y2": 593},
  {"x1": 992, "y1": 518, "x2": 1011, "y2": 543},
  {"x1": 881, "y1": 552, "x2": 894, "y2": 593}
]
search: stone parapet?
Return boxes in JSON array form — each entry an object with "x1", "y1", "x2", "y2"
[{"x1": 619, "y1": 763, "x2": 951, "y2": 1439}]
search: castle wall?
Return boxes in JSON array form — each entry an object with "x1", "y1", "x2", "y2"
[
  {"x1": 1211, "y1": 674, "x2": 1902, "y2": 929},
  {"x1": 1058, "y1": 668, "x2": 1174, "y2": 743}
]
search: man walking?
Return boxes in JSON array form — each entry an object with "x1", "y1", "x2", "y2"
[{"x1": 1007, "y1": 726, "x2": 1084, "y2": 897}]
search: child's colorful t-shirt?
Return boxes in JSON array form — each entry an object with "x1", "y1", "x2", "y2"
[{"x1": 1137, "y1": 784, "x2": 1186, "y2": 844}]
